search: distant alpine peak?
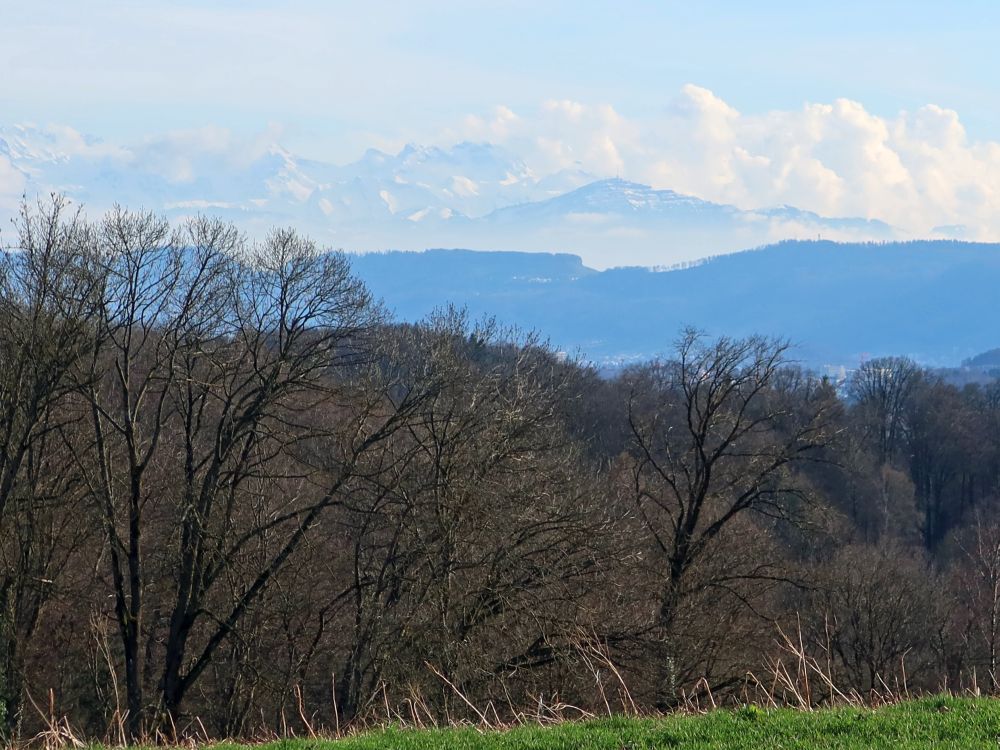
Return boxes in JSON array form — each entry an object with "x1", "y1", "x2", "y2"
[
  {"x1": 0, "y1": 124, "x2": 64, "y2": 163},
  {"x1": 580, "y1": 178, "x2": 716, "y2": 203},
  {"x1": 541, "y1": 177, "x2": 730, "y2": 214},
  {"x1": 591, "y1": 176, "x2": 650, "y2": 189},
  {"x1": 265, "y1": 143, "x2": 295, "y2": 160},
  {"x1": 0, "y1": 126, "x2": 900, "y2": 266}
]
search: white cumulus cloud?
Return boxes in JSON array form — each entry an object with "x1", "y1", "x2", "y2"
[{"x1": 445, "y1": 86, "x2": 1000, "y2": 239}]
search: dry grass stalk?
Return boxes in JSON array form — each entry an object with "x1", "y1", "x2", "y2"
[{"x1": 425, "y1": 662, "x2": 495, "y2": 730}]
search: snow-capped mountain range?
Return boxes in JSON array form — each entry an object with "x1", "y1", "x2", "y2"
[{"x1": 0, "y1": 124, "x2": 898, "y2": 267}]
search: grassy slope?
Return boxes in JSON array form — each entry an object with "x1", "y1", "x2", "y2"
[{"x1": 215, "y1": 698, "x2": 1000, "y2": 749}]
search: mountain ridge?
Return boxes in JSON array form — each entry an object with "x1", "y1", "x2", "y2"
[
  {"x1": 1, "y1": 126, "x2": 906, "y2": 267},
  {"x1": 349, "y1": 239, "x2": 1000, "y2": 369}
]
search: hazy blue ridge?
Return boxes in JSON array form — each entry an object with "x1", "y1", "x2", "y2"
[{"x1": 350, "y1": 239, "x2": 1000, "y2": 369}]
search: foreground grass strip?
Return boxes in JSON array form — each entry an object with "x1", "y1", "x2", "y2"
[{"x1": 214, "y1": 697, "x2": 1000, "y2": 749}]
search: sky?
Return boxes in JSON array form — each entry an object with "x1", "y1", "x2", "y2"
[
  {"x1": 4, "y1": 1, "x2": 999, "y2": 157},
  {"x1": 3, "y1": 1, "x2": 1000, "y2": 248}
]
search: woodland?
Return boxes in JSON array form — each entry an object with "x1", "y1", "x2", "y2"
[{"x1": 0, "y1": 198, "x2": 998, "y2": 741}]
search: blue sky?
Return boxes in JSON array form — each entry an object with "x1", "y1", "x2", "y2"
[
  {"x1": 4, "y1": 1, "x2": 1000, "y2": 250},
  {"x1": 4, "y1": 0, "x2": 999, "y2": 161}
]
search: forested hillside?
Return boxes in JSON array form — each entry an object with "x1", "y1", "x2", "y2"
[
  {"x1": 0, "y1": 200, "x2": 999, "y2": 742},
  {"x1": 352, "y1": 240, "x2": 1000, "y2": 366}
]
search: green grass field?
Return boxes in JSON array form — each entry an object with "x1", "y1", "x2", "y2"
[{"x1": 208, "y1": 697, "x2": 1000, "y2": 749}]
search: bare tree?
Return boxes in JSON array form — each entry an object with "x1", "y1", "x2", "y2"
[
  {"x1": 624, "y1": 329, "x2": 834, "y2": 701},
  {"x1": 954, "y1": 519, "x2": 1000, "y2": 692},
  {"x1": 0, "y1": 197, "x2": 101, "y2": 732},
  {"x1": 905, "y1": 378, "x2": 981, "y2": 549},
  {"x1": 151, "y1": 225, "x2": 390, "y2": 725},
  {"x1": 62, "y1": 210, "x2": 421, "y2": 734},
  {"x1": 803, "y1": 544, "x2": 939, "y2": 693},
  {"x1": 67, "y1": 206, "x2": 187, "y2": 737},
  {"x1": 849, "y1": 356, "x2": 920, "y2": 467},
  {"x1": 316, "y1": 311, "x2": 611, "y2": 720}
]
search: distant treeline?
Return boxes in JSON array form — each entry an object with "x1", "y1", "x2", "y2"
[{"x1": 0, "y1": 198, "x2": 999, "y2": 741}]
